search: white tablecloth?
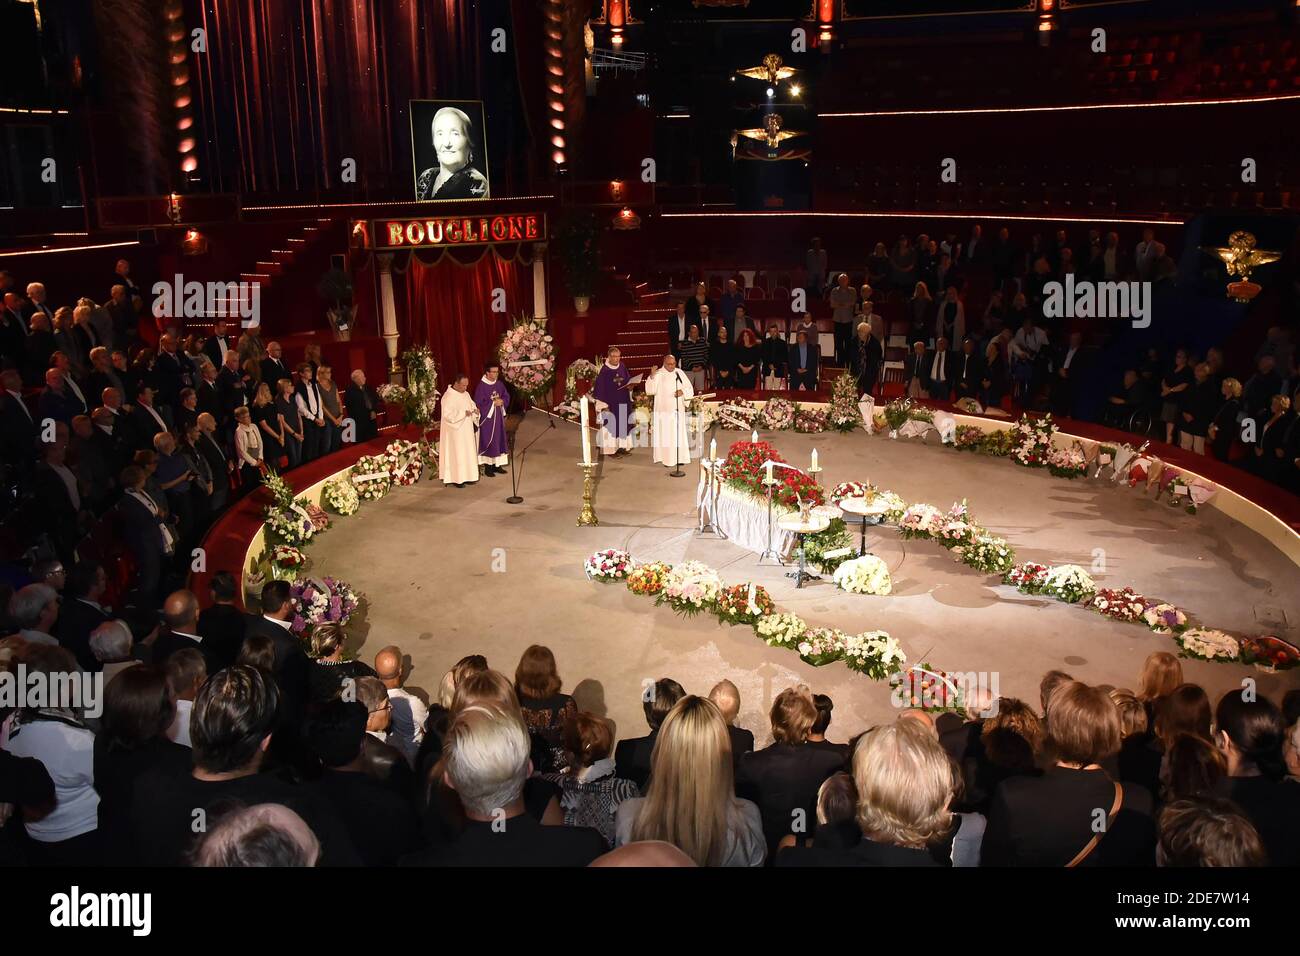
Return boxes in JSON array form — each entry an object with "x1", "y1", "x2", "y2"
[{"x1": 697, "y1": 467, "x2": 796, "y2": 559}]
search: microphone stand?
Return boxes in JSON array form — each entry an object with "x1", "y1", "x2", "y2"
[{"x1": 669, "y1": 368, "x2": 685, "y2": 478}]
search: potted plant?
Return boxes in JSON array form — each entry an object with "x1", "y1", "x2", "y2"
[
  {"x1": 556, "y1": 211, "x2": 600, "y2": 314},
  {"x1": 317, "y1": 268, "x2": 356, "y2": 340}
]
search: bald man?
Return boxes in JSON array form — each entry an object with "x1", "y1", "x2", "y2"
[
  {"x1": 153, "y1": 589, "x2": 221, "y2": 674},
  {"x1": 709, "y1": 679, "x2": 754, "y2": 768},
  {"x1": 374, "y1": 645, "x2": 427, "y2": 764},
  {"x1": 193, "y1": 803, "x2": 320, "y2": 867}
]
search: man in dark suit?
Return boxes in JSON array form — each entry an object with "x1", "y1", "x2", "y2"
[
  {"x1": 152, "y1": 589, "x2": 224, "y2": 675},
  {"x1": 709, "y1": 680, "x2": 754, "y2": 772},
  {"x1": 400, "y1": 702, "x2": 605, "y2": 867},
  {"x1": 195, "y1": 413, "x2": 231, "y2": 512},
  {"x1": 613, "y1": 677, "x2": 685, "y2": 792},
  {"x1": 1050, "y1": 330, "x2": 1092, "y2": 418},
  {"x1": 0, "y1": 292, "x2": 27, "y2": 367},
  {"x1": 195, "y1": 361, "x2": 223, "y2": 424},
  {"x1": 343, "y1": 369, "x2": 380, "y2": 442},
  {"x1": 106, "y1": 285, "x2": 135, "y2": 351},
  {"x1": 259, "y1": 341, "x2": 290, "y2": 390},
  {"x1": 926, "y1": 336, "x2": 956, "y2": 402},
  {"x1": 667, "y1": 301, "x2": 690, "y2": 359},
  {"x1": 126, "y1": 384, "x2": 172, "y2": 451},
  {"x1": 197, "y1": 571, "x2": 250, "y2": 671},
  {"x1": 245, "y1": 580, "x2": 310, "y2": 723},
  {"x1": 1, "y1": 369, "x2": 37, "y2": 463},
  {"x1": 736, "y1": 689, "x2": 846, "y2": 854},
  {"x1": 118, "y1": 464, "x2": 172, "y2": 601},
  {"x1": 37, "y1": 368, "x2": 87, "y2": 425},
  {"x1": 87, "y1": 347, "x2": 126, "y2": 400},
  {"x1": 33, "y1": 440, "x2": 82, "y2": 564},
  {"x1": 152, "y1": 334, "x2": 193, "y2": 413},
  {"x1": 903, "y1": 341, "x2": 930, "y2": 398},
  {"x1": 70, "y1": 414, "x2": 117, "y2": 512},
  {"x1": 788, "y1": 330, "x2": 820, "y2": 391},
  {"x1": 55, "y1": 560, "x2": 113, "y2": 672},
  {"x1": 202, "y1": 319, "x2": 234, "y2": 370},
  {"x1": 953, "y1": 336, "x2": 986, "y2": 401},
  {"x1": 216, "y1": 349, "x2": 249, "y2": 428}
]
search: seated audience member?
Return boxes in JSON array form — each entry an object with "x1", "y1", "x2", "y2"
[
  {"x1": 788, "y1": 330, "x2": 820, "y2": 391},
  {"x1": 514, "y1": 644, "x2": 578, "y2": 773},
  {"x1": 738, "y1": 686, "x2": 846, "y2": 853},
  {"x1": 1161, "y1": 733, "x2": 1227, "y2": 802},
  {"x1": 960, "y1": 698, "x2": 1045, "y2": 815},
  {"x1": 590, "y1": 841, "x2": 696, "y2": 867},
  {"x1": 245, "y1": 580, "x2": 310, "y2": 722},
  {"x1": 55, "y1": 559, "x2": 112, "y2": 671},
  {"x1": 1154, "y1": 683, "x2": 1213, "y2": 752},
  {"x1": 164, "y1": 648, "x2": 207, "y2": 748},
  {"x1": 304, "y1": 700, "x2": 422, "y2": 866},
  {"x1": 1137, "y1": 651, "x2": 1183, "y2": 725},
  {"x1": 402, "y1": 703, "x2": 605, "y2": 867},
  {"x1": 1111, "y1": 688, "x2": 1161, "y2": 797},
  {"x1": 307, "y1": 621, "x2": 378, "y2": 705},
  {"x1": 93, "y1": 665, "x2": 191, "y2": 864},
  {"x1": 1, "y1": 644, "x2": 102, "y2": 864},
  {"x1": 615, "y1": 696, "x2": 765, "y2": 867},
  {"x1": 196, "y1": 570, "x2": 248, "y2": 670},
  {"x1": 236, "y1": 634, "x2": 277, "y2": 673},
  {"x1": 778, "y1": 718, "x2": 954, "y2": 867},
  {"x1": 777, "y1": 771, "x2": 858, "y2": 851},
  {"x1": 90, "y1": 620, "x2": 141, "y2": 686},
  {"x1": 10, "y1": 583, "x2": 60, "y2": 646},
  {"x1": 374, "y1": 645, "x2": 428, "y2": 765},
  {"x1": 614, "y1": 677, "x2": 686, "y2": 791},
  {"x1": 191, "y1": 804, "x2": 320, "y2": 868},
  {"x1": 152, "y1": 589, "x2": 222, "y2": 676},
  {"x1": 537, "y1": 712, "x2": 640, "y2": 849},
  {"x1": 354, "y1": 676, "x2": 412, "y2": 789},
  {"x1": 1211, "y1": 692, "x2": 1300, "y2": 865},
  {"x1": 1156, "y1": 797, "x2": 1266, "y2": 867},
  {"x1": 983, "y1": 681, "x2": 1156, "y2": 866},
  {"x1": 1039, "y1": 669, "x2": 1073, "y2": 723},
  {"x1": 708, "y1": 679, "x2": 755, "y2": 769},
  {"x1": 126, "y1": 665, "x2": 359, "y2": 866}
]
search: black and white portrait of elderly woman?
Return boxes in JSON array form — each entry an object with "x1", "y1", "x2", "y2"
[{"x1": 412, "y1": 100, "x2": 490, "y2": 201}]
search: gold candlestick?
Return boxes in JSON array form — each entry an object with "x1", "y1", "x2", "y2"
[{"x1": 577, "y1": 462, "x2": 599, "y2": 526}]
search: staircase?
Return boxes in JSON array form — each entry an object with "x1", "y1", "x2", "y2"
[
  {"x1": 212, "y1": 219, "x2": 337, "y2": 326},
  {"x1": 614, "y1": 283, "x2": 673, "y2": 377}
]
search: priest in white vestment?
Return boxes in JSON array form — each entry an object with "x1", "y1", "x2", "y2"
[
  {"x1": 644, "y1": 353, "x2": 694, "y2": 467},
  {"x1": 438, "y1": 375, "x2": 481, "y2": 487}
]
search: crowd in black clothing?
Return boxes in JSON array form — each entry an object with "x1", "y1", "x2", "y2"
[
  {"x1": 4, "y1": 600, "x2": 1298, "y2": 869},
  {"x1": 0, "y1": 262, "x2": 388, "y2": 608}
]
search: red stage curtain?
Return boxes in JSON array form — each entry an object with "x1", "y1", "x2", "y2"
[{"x1": 396, "y1": 246, "x2": 533, "y2": 381}]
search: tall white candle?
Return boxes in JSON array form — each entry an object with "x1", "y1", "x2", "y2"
[
  {"x1": 580, "y1": 398, "x2": 592, "y2": 465},
  {"x1": 709, "y1": 438, "x2": 717, "y2": 461},
  {"x1": 811, "y1": 448, "x2": 819, "y2": 471},
  {"x1": 751, "y1": 430, "x2": 758, "y2": 444},
  {"x1": 765, "y1": 460, "x2": 774, "y2": 483}
]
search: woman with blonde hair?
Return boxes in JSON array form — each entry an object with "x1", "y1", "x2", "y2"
[
  {"x1": 250, "y1": 381, "x2": 284, "y2": 469},
  {"x1": 616, "y1": 696, "x2": 765, "y2": 866},
  {"x1": 305, "y1": 621, "x2": 376, "y2": 705},
  {"x1": 777, "y1": 717, "x2": 954, "y2": 866},
  {"x1": 1208, "y1": 377, "x2": 1243, "y2": 460},
  {"x1": 1137, "y1": 651, "x2": 1183, "y2": 720},
  {"x1": 1113, "y1": 688, "x2": 1163, "y2": 798}
]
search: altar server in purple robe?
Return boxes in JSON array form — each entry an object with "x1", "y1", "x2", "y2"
[
  {"x1": 593, "y1": 346, "x2": 636, "y2": 458},
  {"x1": 474, "y1": 362, "x2": 510, "y2": 476}
]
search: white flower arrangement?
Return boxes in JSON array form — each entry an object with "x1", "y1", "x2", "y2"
[
  {"x1": 322, "y1": 478, "x2": 360, "y2": 516},
  {"x1": 757, "y1": 397, "x2": 795, "y2": 431},
  {"x1": 958, "y1": 533, "x2": 1016, "y2": 575},
  {"x1": 385, "y1": 438, "x2": 424, "y2": 485},
  {"x1": 754, "y1": 612, "x2": 808, "y2": 649},
  {"x1": 936, "y1": 519, "x2": 977, "y2": 549},
  {"x1": 797, "y1": 627, "x2": 849, "y2": 664},
  {"x1": 659, "y1": 560, "x2": 723, "y2": 615},
  {"x1": 832, "y1": 555, "x2": 893, "y2": 596},
  {"x1": 584, "y1": 548, "x2": 633, "y2": 582},
  {"x1": 1042, "y1": 564, "x2": 1097, "y2": 604},
  {"x1": 264, "y1": 506, "x2": 315, "y2": 546},
  {"x1": 350, "y1": 455, "x2": 393, "y2": 500},
  {"x1": 842, "y1": 630, "x2": 907, "y2": 680},
  {"x1": 498, "y1": 313, "x2": 556, "y2": 404},
  {"x1": 1176, "y1": 628, "x2": 1240, "y2": 662}
]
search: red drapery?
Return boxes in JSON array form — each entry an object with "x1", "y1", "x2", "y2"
[{"x1": 396, "y1": 246, "x2": 533, "y2": 381}]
